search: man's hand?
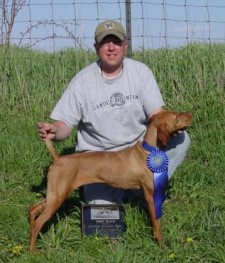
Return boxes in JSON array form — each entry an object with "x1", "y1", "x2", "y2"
[
  {"x1": 37, "y1": 121, "x2": 72, "y2": 141},
  {"x1": 37, "y1": 122, "x2": 57, "y2": 140}
]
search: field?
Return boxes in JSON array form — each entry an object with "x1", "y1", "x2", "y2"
[{"x1": 0, "y1": 43, "x2": 225, "y2": 262}]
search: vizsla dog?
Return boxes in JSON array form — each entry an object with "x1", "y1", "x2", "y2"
[{"x1": 29, "y1": 110, "x2": 192, "y2": 253}]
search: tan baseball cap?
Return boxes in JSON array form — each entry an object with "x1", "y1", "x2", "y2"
[{"x1": 95, "y1": 20, "x2": 126, "y2": 43}]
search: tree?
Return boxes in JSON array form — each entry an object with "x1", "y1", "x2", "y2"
[{"x1": 1, "y1": 0, "x2": 26, "y2": 45}]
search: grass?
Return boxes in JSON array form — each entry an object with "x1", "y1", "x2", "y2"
[{"x1": 0, "y1": 43, "x2": 225, "y2": 262}]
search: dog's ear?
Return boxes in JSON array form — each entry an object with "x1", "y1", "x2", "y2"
[{"x1": 157, "y1": 124, "x2": 170, "y2": 146}]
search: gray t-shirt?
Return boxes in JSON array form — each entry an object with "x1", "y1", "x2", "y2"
[{"x1": 50, "y1": 58, "x2": 165, "y2": 152}]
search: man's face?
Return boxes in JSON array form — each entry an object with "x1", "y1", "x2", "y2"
[{"x1": 95, "y1": 35, "x2": 128, "y2": 69}]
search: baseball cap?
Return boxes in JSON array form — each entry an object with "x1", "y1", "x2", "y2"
[{"x1": 95, "y1": 20, "x2": 126, "y2": 43}]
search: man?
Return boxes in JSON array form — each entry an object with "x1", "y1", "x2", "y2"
[{"x1": 38, "y1": 20, "x2": 190, "y2": 204}]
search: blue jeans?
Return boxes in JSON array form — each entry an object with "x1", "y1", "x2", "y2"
[{"x1": 83, "y1": 131, "x2": 190, "y2": 204}]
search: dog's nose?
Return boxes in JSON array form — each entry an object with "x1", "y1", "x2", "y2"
[
  {"x1": 184, "y1": 112, "x2": 193, "y2": 124},
  {"x1": 184, "y1": 111, "x2": 193, "y2": 119}
]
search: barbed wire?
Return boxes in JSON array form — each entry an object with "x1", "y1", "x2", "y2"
[{"x1": 0, "y1": 0, "x2": 224, "y2": 51}]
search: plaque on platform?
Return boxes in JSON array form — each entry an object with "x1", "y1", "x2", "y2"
[{"x1": 82, "y1": 204, "x2": 126, "y2": 237}]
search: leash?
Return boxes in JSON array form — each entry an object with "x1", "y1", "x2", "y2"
[{"x1": 142, "y1": 141, "x2": 169, "y2": 219}]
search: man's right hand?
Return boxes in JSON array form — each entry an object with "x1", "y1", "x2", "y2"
[
  {"x1": 37, "y1": 121, "x2": 72, "y2": 141},
  {"x1": 37, "y1": 122, "x2": 57, "y2": 140}
]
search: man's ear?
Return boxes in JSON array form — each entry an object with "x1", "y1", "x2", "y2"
[{"x1": 157, "y1": 124, "x2": 170, "y2": 146}]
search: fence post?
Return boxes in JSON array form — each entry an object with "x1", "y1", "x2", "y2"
[{"x1": 125, "y1": 0, "x2": 132, "y2": 58}]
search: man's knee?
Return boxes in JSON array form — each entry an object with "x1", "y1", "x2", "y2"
[{"x1": 166, "y1": 131, "x2": 191, "y2": 179}]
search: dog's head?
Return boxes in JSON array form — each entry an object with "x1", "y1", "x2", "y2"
[{"x1": 150, "y1": 111, "x2": 193, "y2": 146}]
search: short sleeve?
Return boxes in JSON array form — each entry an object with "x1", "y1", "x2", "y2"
[{"x1": 50, "y1": 80, "x2": 82, "y2": 128}]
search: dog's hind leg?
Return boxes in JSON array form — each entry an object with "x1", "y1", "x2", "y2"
[
  {"x1": 29, "y1": 164, "x2": 78, "y2": 253},
  {"x1": 29, "y1": 200, "x2": 46, "y2": 225},
  {"x1": 29, "y1": 195, "x2": 67, "y2": 253}
]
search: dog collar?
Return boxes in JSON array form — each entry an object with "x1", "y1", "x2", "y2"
[{"x1": 142, "y1": 141, "x2": 169, "y2": 219}]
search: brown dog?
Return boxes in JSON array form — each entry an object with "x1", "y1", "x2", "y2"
[{"x1": 29, "y1": 110, "x2": 192, "y2": 253}]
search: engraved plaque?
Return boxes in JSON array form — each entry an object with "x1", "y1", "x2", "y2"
[{"x1": 82, "y1": 204, "x2": 126, "y2": 237}]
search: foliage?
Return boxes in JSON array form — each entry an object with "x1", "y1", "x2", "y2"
[
  {"x1": 1, "y1": 0, "x2": 26, "y2": 45},
  {"x1": 0, "y1": 43, "x2": 225, "y2": 262}
]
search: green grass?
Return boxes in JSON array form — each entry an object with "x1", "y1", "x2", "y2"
[{"x1": 0, "y1": 43, "x2": 225, "y2": 262}]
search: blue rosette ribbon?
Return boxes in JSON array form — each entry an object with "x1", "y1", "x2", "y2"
[
  {"x1": 146, "y1": 148, "x2": 169, "y2": 173},
  {"x1": 142, "y1": 142, "x2": 169, "y2": 219}
]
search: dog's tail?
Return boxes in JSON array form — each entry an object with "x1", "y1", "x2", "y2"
[{"x1": 45, "y1": 139, "x2": 59, "y2": 162}]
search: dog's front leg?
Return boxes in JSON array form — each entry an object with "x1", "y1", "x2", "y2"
[
  {"x1": 153, "y1": 218, "x2": 162, "y2": 248},
  {"x1": 142, "y1": 185, "x2": 162, "y2": 247}
]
